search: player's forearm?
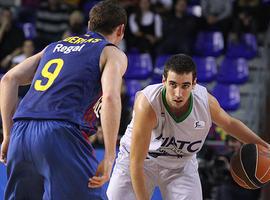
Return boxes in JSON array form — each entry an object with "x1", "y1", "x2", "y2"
[
  {"x1": 100, "y1": 94, "x2": 121, "y2": 160},
  {"x1": 130, "y1": 161, "x2": 149, "y2": 200},
  {"x1": 0, "y1": 74, "x2": 19, "y2": 139},
  {"x1": 226, "y1": 118, "x2": 269, "y2": 147}
]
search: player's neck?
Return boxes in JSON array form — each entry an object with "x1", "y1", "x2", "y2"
[{"x1": 99, "y1": 32, "x2": 118, "y2": 45}]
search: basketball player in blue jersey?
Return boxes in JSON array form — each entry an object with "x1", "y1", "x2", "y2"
[
  {"x1": 0, "y1": 1, "x2": 127, "y2": 199},
  {"x1": 107, "y1": 54, "x2": 270, "y2": 200}
]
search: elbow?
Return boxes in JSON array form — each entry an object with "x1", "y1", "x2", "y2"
[
  {"x1": 1, "y1": 73, "x2": 18, "y2": 86},
  {"x1": 102, "y1": 93, "x2": 121, "y2": 105}
]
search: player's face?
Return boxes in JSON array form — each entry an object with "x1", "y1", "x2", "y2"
[{"x1": 163, "y1": 71, "x2": 195, "y2": 112}]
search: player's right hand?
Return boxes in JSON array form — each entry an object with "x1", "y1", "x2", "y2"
[
  {"x1": 0, "y1": 138, "x2": 9, "y2": 165},
  {"x1": 88, "y1": 157, "x2": 114, "y2": 188}
]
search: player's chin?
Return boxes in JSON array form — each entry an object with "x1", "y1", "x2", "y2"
[{"x1": 173, "y1": 101, "x2": 183, "y2": 108}]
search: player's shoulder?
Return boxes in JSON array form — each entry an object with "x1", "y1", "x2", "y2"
[
  {"x1": 144, "y1": 83, "x2": 163, "y2": 90},
  {"x1": 193, "y1": 83, "x2": 207, "y2": 91},
  {"x1": 192, "y1": 84, "x2": 210, "y2": 105},
  {"x1": 139, "y1": 83, "x2": 163, "y2": 107},
  {"x1": 103, "y1": 45, "x2": 126, "y2": 58},
  {"x1": 135, "y1": 91, "x2": 154, "y2": 113},
  {"x1": 140, "y1": 83, "x2": 162, "y2": 97},
  {"x1": 134, "y1": 90, "x2": 158, "y2": 126},
  {"x1": 101, "y1": 45, "x2": 127, "y2": 66},
  {"x1": 193, "y1": 84, "x2": 208, "y2": 97}
]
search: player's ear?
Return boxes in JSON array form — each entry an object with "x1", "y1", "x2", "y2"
[
  {"x1": 192, "y1": 78, "x2": 197, "y2": 89},
  {"x1": 116, "y1": 24, "x2": 125, "y2": 37},
  {"x1": 162, "y1": 75, "x2": 166, "y2": 85}
]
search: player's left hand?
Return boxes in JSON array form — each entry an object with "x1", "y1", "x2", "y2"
[
  {"x1": 0, "y1": 138, "x2": 10, "y2": 165},
  {"x1": 88, "y1": 158, "x2": 114, "y2": 188},
  {"x1": 261, "y1": 143, "x2": 270, "y2": 158}
]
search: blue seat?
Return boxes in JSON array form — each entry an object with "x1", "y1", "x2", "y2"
[
  {"x1": 187, "y1": 5, "x2": 202, "y2": 17},
  {"x1": 125, "y1": 53, "x2": 153, "y2": 80},
  {"x1": 194, "y1": 31, "x2": 224, "y2": 57},
  {"x1": 152, "y1": 54, "x2": 171, "y2": 83},
  {"x1": 217, "y1": 57, "x2": 249, "y2": 84},
  {"x1": 125, "y1": 80, "x2": 143, "y2": 107},
  {"x1": 226, "y1": 33, "x2": 257, "y2": 59},
  {"x1": 211, "y1": 83, "x2": 240, "y2": 111},
  {"x1": 193, "y1": 56, "x2": 217, "y2": 83}
]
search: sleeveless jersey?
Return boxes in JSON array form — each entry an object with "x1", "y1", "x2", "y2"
[
  {"x1": 120, "y1": 83, "x2": 212, "y2": 169},
  {"x1": 13, "y1": 32, "x2": 112, "y2": 135}
]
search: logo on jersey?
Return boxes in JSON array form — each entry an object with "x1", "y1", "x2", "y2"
[
  {"x1": 150, "y1": 133, "x2": 203, "y2": 158},
  {"x1": 149, "y1": 146, "x2": 185, "y2": 158},
  {"x1": 194, "y1": 120, "x2": 205, "y2": 129}
]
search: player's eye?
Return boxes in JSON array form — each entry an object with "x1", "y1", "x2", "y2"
[
  {"x1": 169, "y1": 82, "x2": 177, "y2": 88},
  {"x1": 182, "y1": 84, "x2": 190, "y2": 89}
]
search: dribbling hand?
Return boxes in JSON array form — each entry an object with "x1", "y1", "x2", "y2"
[
  {"x1": 88, "y1": 158, "x2": 114, "y2": 188},
  {"x1": 260, "y1": 143, "x2": 270, "y2": 155}
]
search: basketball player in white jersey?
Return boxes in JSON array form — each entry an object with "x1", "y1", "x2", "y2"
[{"x1": 107, "y1": 54, "x2": 270, "y2": 200}]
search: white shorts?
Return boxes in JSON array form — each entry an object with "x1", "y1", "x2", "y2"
[{"x1": 107, "y1": 145, "x2": 202, "y2": 200}]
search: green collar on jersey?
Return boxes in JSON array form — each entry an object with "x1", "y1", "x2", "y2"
[{"x1": 162, "y1": 88, "x2": 193, "y2": 123}]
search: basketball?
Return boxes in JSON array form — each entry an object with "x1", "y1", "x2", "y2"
[{"x1": 230, "y1": 143, "x2": 270, "y2": 189}]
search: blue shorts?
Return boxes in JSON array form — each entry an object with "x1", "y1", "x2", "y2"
[{"x1": 5, "y1": 120, "x2": 107, "y2": 200}]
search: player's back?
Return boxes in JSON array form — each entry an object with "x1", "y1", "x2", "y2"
[{"x1": 14, "y1": 32, "x2": 111, "y2": 132}]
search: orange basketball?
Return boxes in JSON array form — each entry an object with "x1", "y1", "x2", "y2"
[{"x1": 230, "y1": 143, "x2": 270, "y2": 189}]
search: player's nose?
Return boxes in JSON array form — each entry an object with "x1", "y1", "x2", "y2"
[{"x1": 175, "y1": 88, "x2": 183, "y2": 98}]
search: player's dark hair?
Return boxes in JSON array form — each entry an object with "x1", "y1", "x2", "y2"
[
  {"x1": 88, "y1": 0, "x2": 127, "y2": 35},
  {"x1": 163, "y1": 54, "x2": 197, "y2": 81}
]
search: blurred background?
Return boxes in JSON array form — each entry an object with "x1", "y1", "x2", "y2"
[{"x1": 0, "y1": 0, "x2": 270, "y2": 199}]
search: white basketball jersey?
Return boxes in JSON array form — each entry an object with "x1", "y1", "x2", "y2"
[{"x1": 120, "y1": 83, "x2": 212, "y2": 169}]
